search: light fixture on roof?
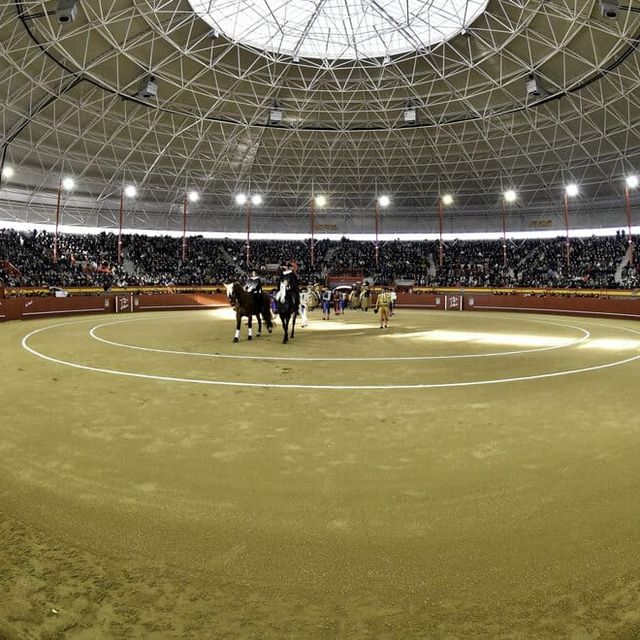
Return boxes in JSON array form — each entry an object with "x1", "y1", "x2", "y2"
[
  {"x1": 1, "y1": 166, "x2": 14, "y2": 179},
  {"x1": 378, "y1": 195, "x2": 390, "y2": 207},
  {"x1": 235, "y1": 193, "x2": 247, "y2": 205},
  {"x1": 526, "y1": 73, "x2": 545, "y2": 98},
  {"x1": 136, "y1": 75, "x2": 158, "y2": 99},
  {"x1": 56, "y1": 0, "x2": 77, "y2": 23},
  {"x1": 504, "y1": 189, "x2": 517, "y2": 203},
  {"x1": 626, "y1": 175, "x2": 638, "y2": 189},
  {"x1": 188, "y1": 190, "x2": 200, "y2": 202},
  {"x1": 251, "y1": 194, "x2": 262, "y2": 206},
  {"x1": 124, "y1": 185, "x2": 137, "y2": 198},
  {"x1": 403, "y1": 102, "x2": 417, "y2": 125},
  {"x1": 441, "y1": 194, "x2": 453, "y2": 206},
  {"x1": 599, "y1": 0, "x2": 618, "y2": 18},
  {"x1": 269, "y1": 104, "x2": 283, "y2": 125},
  {"x1": 314, "y1": 195, "x2": 326, "y2": 207},
  {"x1": 61, "y1": 177, "x2": 75, "y2": 190},
  {"x1": 565, "y1": 183, "x2": 579, "y2": 197}
]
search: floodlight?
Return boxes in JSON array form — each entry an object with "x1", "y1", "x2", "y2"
[
  {"x1": 599, "y1": 0, "x2": 618, "y2": 17},
  {"x1": 504, "y1": 189, "x2": 517, "y2": 203},
  {"x1": 269, "y1": 106, "x2": 283, "y2": 125},
  {"x1": 314, "y1": 195, "x2": 326, "y2": 207},
  {"x1": 124, "y1": 185, "x2": 137, "y2": 198},
  {"x1": 188, "y1": 190, "x2": 199, "y2": 202},
  {"x1": 235, "y1": 193, "x2": 247, "y2": 205},
  {"x1": 626, "y1": 175, "x2": 639, "y2": 189},
  {"x1": 136, "y1": 75, "x2": 158, "y2": 99},
  {"x1": 251, "y1": 194, "x2": 262, "y2": 206},
  {"x1": 565, "y1": 184, "x2": 579, "y2": 197},
  {"x1": 378, "y1": 195, "x2": 390, "y2": 207},
  {"x1": 403, "y1": 107, "x2": 417, "y2": 124},
  {"x1": 1, "y1": 166, "x2": 14, "y2": 179},
  {"x1": 441, "y1": 194, "x2": 453, "y2": 206},
  {"x1": 526, "y1": 73, "x2": 545, "y2": 98},
  {"x1": 56, "y1": 0, "x2": 77, "y2": 23},
  {"x1": 61, "y1": 177, "x2": 75, "y2": 190}
]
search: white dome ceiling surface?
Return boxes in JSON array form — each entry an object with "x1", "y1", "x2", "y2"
[
  {"x1": 188, "y1": 0, "x2": 489, "y2": 60},
  {"x1": 1, "y1": 0, "x2": 640, "y2": 232}
]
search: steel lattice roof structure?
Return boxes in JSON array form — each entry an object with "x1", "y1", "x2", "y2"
[{"x1": 1, "y1": 0, "x2": 640, "y2": 235}]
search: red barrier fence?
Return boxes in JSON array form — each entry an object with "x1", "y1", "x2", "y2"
[
  {"x1": 395, "y1": 292, "x2": 640, "y2": 319},
  {"x1": 1, "y1": 290, "x2": 638, "y2": 322},
  {"x1": 0, "y1": 293, "x2": 228, "y2": 321}
]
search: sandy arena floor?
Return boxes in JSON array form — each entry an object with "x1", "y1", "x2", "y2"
[{"x1": 1, "y1": 307, "x2": 640, "y2": 639}]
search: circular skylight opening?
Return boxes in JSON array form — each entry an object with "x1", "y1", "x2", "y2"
[{"x1": 189, "y1": 0, "x2": 488, "y2": 61}]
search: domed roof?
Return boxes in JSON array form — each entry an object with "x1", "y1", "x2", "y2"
[{"x1": 1, "y1": 0, "x2": 639, "y2": 232}]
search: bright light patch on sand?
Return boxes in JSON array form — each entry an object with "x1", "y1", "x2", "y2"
[
  {"x1": 578, "y1": 338, "x2": 640, "y2": 351},
  {"x1": 387, "y1": 329, "x2": 574, "y2": 348}
]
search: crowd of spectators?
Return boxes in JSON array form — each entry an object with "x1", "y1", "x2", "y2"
[{"x1": 1, "y1": 227, "x2": 638, "y2": 290}]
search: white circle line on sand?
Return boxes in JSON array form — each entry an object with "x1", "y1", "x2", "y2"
[
  {"x1": 20, "y1": 318, "x2": 640, "y2": 390},
  {"x1": 88, "y1": 315, "x2": 591, "y2": 362}
]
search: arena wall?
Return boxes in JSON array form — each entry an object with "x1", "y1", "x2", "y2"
[{"x1": 1, "y1": 290, "x2": 639, "y2": 322}]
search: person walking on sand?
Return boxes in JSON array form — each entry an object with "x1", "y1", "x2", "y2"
[{"x1": 374, "y1": 287, "x2": 392, "y2": 328}]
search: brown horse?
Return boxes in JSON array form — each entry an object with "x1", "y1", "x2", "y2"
[{"x1": 225, "y1": 283, "x2": 273, "y2": 342}]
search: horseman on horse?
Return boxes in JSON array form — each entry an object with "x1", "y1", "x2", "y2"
[{"x1": 275, "y1": 261, "x2": 300, "y2": 343}]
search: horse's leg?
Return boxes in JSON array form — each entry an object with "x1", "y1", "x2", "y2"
[
  {"x1": 247, "y1": 314, "x2": 253, "y2": 340},
  {"x1": 290, "y1": 311, "x2": 297, "y2": 339},
  {"x1": 280, "y1": 314, "x2": 289, "y2": 343},
  {"x1": 234, "y1": 313, "x2": 241, "y2": 342},
  {"x1": 256, "y1": 313, "x2": 262, "y2": 337}
]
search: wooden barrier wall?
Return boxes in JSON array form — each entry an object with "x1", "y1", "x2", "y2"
[
  {"x1": 0, "y1": 293, "x2": 228, "y2": 322},
  {"x1": 0, "y1": 291, "x2": 638, "y2": 322}
]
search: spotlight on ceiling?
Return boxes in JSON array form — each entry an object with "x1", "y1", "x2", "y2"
[
  {"x1": 378, "y1": 195, "x2": 390, "y2": 207},
  {"x1": 251, "y1": 194, "x2": 262, "y2": 206},
  {"x1": 314, "y1": 195, "x2": 326, "y2": 207},
  {"x1": 565, "y1": 184, "x2": 579, "y2": 197},
  {"x1": 124, "y1": 185, "x2": 137, "y2": 198},
  {"x1": 441, "y1": 194, "x2": 453, "y2": 206},
  {"x1": 235, "y1": 193, "x2": 247, "y2": 205},
  {"x1": 1, "y1": 166, "x2": 14, "y2": 179},
  {"x1": 403, "y1": 103, "x2": 417, "y2": 125},
  {"x1": 56, "y1": 0, "x2": 77, "y2": 23},
  {"x1": 208, "y1": 29, "x2": 220, "y2": 39},
  {"x1": 599, "y1": 0, "x2": 618, "y2": 18},
  {"x1": 269, "y1": 104, "x2": 283, "y2": 125},
  {"x1": 526, "y1": 73, "x2": 545, "y2": 98},
  {"x1": 61, "y1": 177, "x2": 75, "y2": 190},
  {"x1": 136, "y1": 75, "x2": 158, "y2": 100},
  {"x1": 188, "y1": 190, "x2": 199, "y2": 202},
  {"x1": 626, "y1": 175, "x2": 639, "y2": 189},
  {"x1": 504, "y1": 189, "x2": 517, "y2": 203}
]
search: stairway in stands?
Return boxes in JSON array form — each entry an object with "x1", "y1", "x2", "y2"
[
  {"x1": 219, "y1": 244, "x2": 245, "y2": 276},
  {"x1": 615, "y1": 243, "x2": 634, "y2": 284}
]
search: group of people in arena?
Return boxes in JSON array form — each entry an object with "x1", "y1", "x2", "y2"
[
  {"x1": 242, "y1": 266, "x2": 396, "y2": 329},
  {"x1": 1, "y1": 227, "x2": 639, "y2": 290}
]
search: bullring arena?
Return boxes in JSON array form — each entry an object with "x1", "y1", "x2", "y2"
[
  {"x1": 2, "y1": 291, "x2": 640, "y2": 638},
  {"x1": 3, "y1": 0, "x2": 640, "y2": 637}
]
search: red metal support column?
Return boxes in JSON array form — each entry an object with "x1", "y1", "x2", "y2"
[
  {"x1": 625, "y1": 185, "x2": 635, "y2": 266},
  {"x1": 182, "y1": 194, "x2": 189, "y2": 262},
  {"x1": 117, "y1": 189, "x2": 125, "y2": 265},
  {"x1": 438, "y1": 198, "x2": 445, "y2": 267},
  {"x1": 563, "y1": 193, "x2": 571, "y2": 269},
  {"x1": 245, "y1": 201, "x2": 251, "y2": 267},
  {"x1": 53, "y1": 182, "x2": 62, "y2": 263},
  {"x1": 501, "y1": 200, "x2": 507, "y2": 268},
  {"x1": 310, "y1": 198, "x2": 316, "y2": 268},
  {"x1": 374, "y1": 201, "x2": 380, "y2": 268}
]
